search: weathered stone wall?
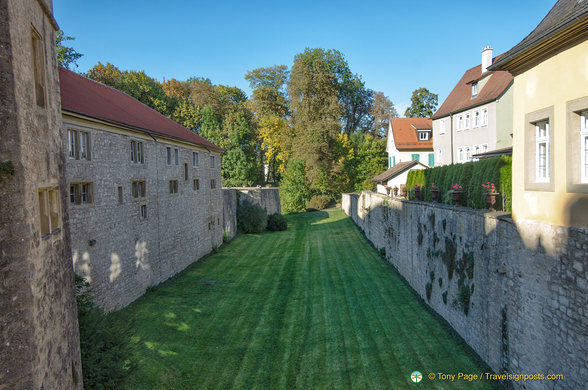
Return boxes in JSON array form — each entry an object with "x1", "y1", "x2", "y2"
[
  {"x1": 343, "y1": 191, "x2": 587, "y2": 390},
  {"x1": 233, "y1": 187, "x2": 281, "y2": 215},
  {"x1": 222, "y1": 189, "x2": 237, "y2": 239},
  {"x1": 64, "y1": 115, "x2": 223, "y2": 311},
  {"x1": 0, "y1": 1, "x2": 82, "y2": 388}
]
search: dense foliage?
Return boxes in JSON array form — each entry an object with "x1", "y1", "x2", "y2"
[
  {"x1": 280, "y1": 159, "x2": 311, "y2": 213},
  {"x1": 404, "y1": 87, "x2": 438, "y2": 118},
  {"x1": 405, "y1": 156, "x2": 512, "y2": 211},
  {"x1": 267, "y1": 213, "x2": 288, "y2": 231},
  {"x1": 237, "y1": 200, "x2": 268, "y2": 233},
  {"x1": 75, "y1": 275, "x2": 135, "y2": 389}
]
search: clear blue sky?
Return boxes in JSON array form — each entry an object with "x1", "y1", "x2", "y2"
[{"x1": 54, "y1": 0, "x2": 556, "y2": 116}]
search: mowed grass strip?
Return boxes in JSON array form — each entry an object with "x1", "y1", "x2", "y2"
[{"x1": 114, "y1": 209, "x2": 499, "y2": 389}]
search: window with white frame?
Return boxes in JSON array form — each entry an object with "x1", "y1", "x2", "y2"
[
  {"x1": 70, "y1": 182, "x2": 93, "y2": 205},
  {"x1": 166, "y1": 147, "x2": 172, "y2": 165},
  {"x1": 210, "y1": 155, "x2": 215, "y2": 168},
  {"x1": 535, "y1": 120, "x2": 550, "y2": 182},
  {"x1": 439, "y1": 120, "x2": 446, "y2": 135},
  {"x1": 457, "y1": 115, "x2": 463, "y2": 130},
  {"x1": 437, "y1": 148, "x2": 442, "y2": 164},
  {"x1": 466, "y1": 147, "x2": 471, "y2": 161},
  {"x1": 193, "y1": 151, "x2": 199, "y2": 167},
  {"x1": 174, "y1": 148, "x2": 179, "y2": 165},
  {"x1": 472, "y1": 83, "x2": 478, "y2": 97},
  {"x1": 140, "y1": 204, "x2": 147, "y2": 219},
  {"x1": 465, "y1": 113, "x2": 470, "y2": 129},
  {"x1": 418, "y1": 131, "x2": 429, "y2": 141},
  {"x1": 581, "y1": 110, "x2": 588, "y2": 183},
  {"x1": 482, "y1": 108, "x2": 488, "y2": 126},
  {"x1": 169, "y1": 180, "x2": 179, "y2": 194},
  {"x1": 458, "y1": 148, "x2": 463, "y2": 162},
  {"x1": 482, "y1": 144, "x2": 488, "y2": 153},
  {"x1": 474, "y1": 145, "x2": 480, "y2": 155},
  {"x1": 130, "y1": 140, "x2": 144, "y2": 163},
  {"x1": 474, "y1": 111, "x2": 480, "y2": 127},
  {"x1": 67, "y1": 129, "x2": 90, "y2": 160}
]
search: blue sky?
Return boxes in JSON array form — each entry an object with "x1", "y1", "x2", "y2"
[{"x1": 54, "y1": 0, "x2": 556, "y2": 116}]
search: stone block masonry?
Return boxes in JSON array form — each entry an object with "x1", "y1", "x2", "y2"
[
  {"x1": 222, "y1": 187, "x2": 282, "y2": 240},
  {"x1": 343, "y1": 191, "x2": 587, "y2": 390}
]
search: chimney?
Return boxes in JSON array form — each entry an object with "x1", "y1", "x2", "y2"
[{"x1": 481, "y1": 46, "x2": 493, "y2": 73}]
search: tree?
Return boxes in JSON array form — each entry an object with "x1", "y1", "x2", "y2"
[
  {"x1": 289, "y1": 49, "x2": 342, "y2": 194},
  {"x1": 404, "y1": 87, "x2": 438, "y2": 118},
  {"x1": 87, "y1": 62, "x2": 124, "y2": 87},
  {"x1": 370, "y1": 91, "x2": 398, "y2": 137},
  {"x1": 280, "y1": 159, "x2": 310, "y2": 213},
  {"x1": 56, "y1": 30, "x2": 83, "y2": 69}
]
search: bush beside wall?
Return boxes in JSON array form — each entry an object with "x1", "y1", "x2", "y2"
[{"x1": 406, "y1": 156, "x2": 512, "y2": 211}]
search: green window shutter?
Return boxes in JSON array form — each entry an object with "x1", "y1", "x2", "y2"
[
  {"x1": 389, "y1": 156, "x2": 391, "y2": 168},
  {"x1": 412, "y1": 154, "x2": 419, "y2": 162},
  {"x1": 428, "y1": 153, "x2": 434, "y2": 167},
  {"x1": 392, "y1": 156, "x2": 396, "y2": 166}
]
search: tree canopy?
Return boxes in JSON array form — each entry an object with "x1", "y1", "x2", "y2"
[
  {"x1": 404, "y1": 87, "x2": 438, "y2": 118},
  {"x1": 56, "y1": 30, "x2": 83, "y2": 69}
]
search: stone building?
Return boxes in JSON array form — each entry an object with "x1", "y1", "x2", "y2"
[
  {"x1": 59, "y1": 68, "x2": 224, "y2": 310},
  {"x1": 0, "y1": 0, "x2": 82, "y2": 388}
]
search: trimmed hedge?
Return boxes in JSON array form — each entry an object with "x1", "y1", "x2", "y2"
[
  {"x1": 237, "y1": 200, "x2": 268, "y2": 233},
  {"x1": 406, "y1": 156, "x2": 512, "y2": 211},
  {"x1": 267, "y1": 213, "x2": 288, "y2": 231}
]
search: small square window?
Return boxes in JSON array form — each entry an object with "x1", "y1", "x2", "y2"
[
  {"x1": 69, "y1": 182, "x2": 93, "y2": 205},
  {"x1": 132, "y1": 180, "x2": 146, "y2": 199},
  {"x1": 418, "y1": 132, "x2": 429, "y2": 141},
  {"x1": 169, "y1": 180, "x2": 179, "y2": 194},
  {"x1": 67, "y1": 130, "x2": 90, "y2": 160},
  {"x1": 130, "y1": 141, "x2": 144, "y2": 164},
  {"x1": 472, "y1": 83, "x2": 478, "y2": 97}
]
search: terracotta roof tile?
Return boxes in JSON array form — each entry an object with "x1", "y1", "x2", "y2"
[
  {"x1": 59, "y1": 68, "x2": 222, "y2": 151},
  {"x1": 372, "y1": 160, "x2": 428, "y2": 183},
  {"x1": 431, "y1": 59, "x2": 513, "y2": 119},
  {"x1": 390, "y1": 118, "x2": 433, "y2": 150}
]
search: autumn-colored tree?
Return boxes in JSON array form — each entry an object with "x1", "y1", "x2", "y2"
[
  {"x1": 87, "y1": 62, "x2": 124, "y2": 88},
  {"x1": 404, "y1": 87, "x2": 438, "y2": 118},
  {"x1": 370, "y1": 91, "x2": 398, "y2": 137}
]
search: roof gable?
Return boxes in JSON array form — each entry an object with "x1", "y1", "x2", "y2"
[
  {"x1": 371, "y1": 160, "x2": 428, "y2": 183},
  {"x1": 389, "y1": 118, "x2": 433, "y2": 150},
  {"x1": 431, "y1": 58, "x2": 513, "y2": 119},
  {"x1": 59, "y1": 68, "x2": 222, "y2": 151}
]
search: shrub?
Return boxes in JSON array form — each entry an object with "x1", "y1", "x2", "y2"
[
  {"x1": 406, "y1": 156, "x2": 512, "y2": 211},
  {"x1": 307, "y1": 194, "x2": 331, "y2": 210},
  {"x1": 267, "y1": 213, "x2": 287, "y2": 231},
  {"x1": 237, "y1": 200, "x2": 267, "y2": 233},
  {"x1": 75, "y1": 275, "x2": 135, "y2": 389}
]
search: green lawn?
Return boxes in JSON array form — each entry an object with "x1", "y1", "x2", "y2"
[{"x1": 114, "y1": 209, "x2": 499, "y2": 389}]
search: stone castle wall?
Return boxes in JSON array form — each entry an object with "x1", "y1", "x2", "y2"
[
  {"x1": 342, "y1": 191, "x2": 587, "y2": 390},
  {"x1": 0, "y1": 0, "x2": 82, "y2": 388},
  {"x1": 64, "y1": 115, "x2": 224, "y2": 311}
]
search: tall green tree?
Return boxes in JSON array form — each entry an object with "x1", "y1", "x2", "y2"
[
  {"x1": 370, "y1": 91, "x2": 398, "y2": 137},
  {"x1": 289, "y1": 48, "x2": 342, "y2": 194},
  {"x1": 56, "y1": 30, "x2": 83, "y2": 69},
  {"x1": 404, "y1": 87, "x2": 438, "y2": 118},
  {"x1": 280, "y1": 159, "x2": 310, "y2": 213}
]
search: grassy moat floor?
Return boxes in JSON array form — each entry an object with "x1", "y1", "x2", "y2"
[{"x1": 114, "y1": 208, "x2": 500, "y2": 389}]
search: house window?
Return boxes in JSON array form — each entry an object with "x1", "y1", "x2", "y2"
[
  {"x1": 210, "y1": 178, "x2": 216, "y2": 189},
  {"x1": 169, "y1": 180, "x2": 179, "y2": 194},
  {"x1": 31, "y1": 28, "x2": 46, "y2": 107},
  {"x1": 457, "y1": 115, "x2": 463, "y2": 130},
  {"x1": 67, "y1": 130, "x2": 90, "y2": 160},
  {"x1": 472, "y1": 83, "x2": 478, "y2": 97},
  {"x1": 458, "y1": 148, "x2": 463, "y2": 162},
  {"x1": 465, "y1": 113, "x2": 470, "y2": 129},
  {"x1": 210, "y1": 155, "x2": 215, "y2": 168},
  {"x1": 70, "y1": 182, "x2": 93, "y2": 205},
  {"x1": 193, "y1": 151, "x2": 199, "y2": 167},
  {"x1": 581, "y1": 110, "x2": 588, "y2": 183},
  {"x1": 482, "y1": 144, "x2": 488, "y2": 153},
  {"x1": 474, "y1": 145, "x2": 480, "y2": 156},
  {"x1": 466, "y1": 147, "x2": 471, "y2": 161},
  {"x1": 428, "y1": 153, "x2": 434, "y2": 167},
  {"x1": 411, "y1": 154, "x2": 419, "y2": 162},
  {"x1": 193, "y1": 178, "x2": 200, "y2": 191},
  {"x1": 38, "y1": 188, "x2": 60, "y2": 236},
  {"x1": 174, "y1": 149, "x2": 179, "y2": 165},
  {"x1": 535, "y1": 120, "x2": 550, "y2": 182},
  {"x1": 140, "y1": 204, "x2": 147, "y2": 219},
  {"x1": 130, "y1": 141, "x2": 144, "y2": 163},
  {"x1": 418, "y1": 131, "x2": 429, "y2": 141},
  {"x1": 439, "y1": 120, "x2": 446, "y2": 135},
  {"x1": 437, "y1": 149, "x2": 443, "y2": 164},
  {"x1": 474, "y1": 111, "x2": 480, "y2": 127},
  {"x1": 117, "y1": 186, "x2": 123, "y2": 204},
  {"x1": 167, "y1": 147, "x2": 172, "y2": 165},
  {"x1": 132, "y1": 180, "x2": 146, "y2": 199},
  {"x1": 184, "y1": 163, "x2": 189, "y2": 181},
  {"x1": 482, "y1": 108, "x2": 488, "y2": 126}
]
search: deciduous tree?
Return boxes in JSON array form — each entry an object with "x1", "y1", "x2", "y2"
[
  {"x1": 56, "y1": 30, "x2": 83, "y2": 69},
  {"x1": 404, "y1": 87, "x2": 438, "y2": 118}
]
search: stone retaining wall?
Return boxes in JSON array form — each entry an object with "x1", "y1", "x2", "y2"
[{"x1": 342, "y1": 191, "x2": 587, "y2": 390}]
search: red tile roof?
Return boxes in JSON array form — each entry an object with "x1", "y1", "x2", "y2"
[
  {"x1": 390, "y1": 118, "x2": 433, "y2": 151},
  {"x1": 431, "y1": 58, "x2": 513, "y2": 119},
  {"x1": 59, "y1": 68, "x2": 222, "y2": 151}
]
